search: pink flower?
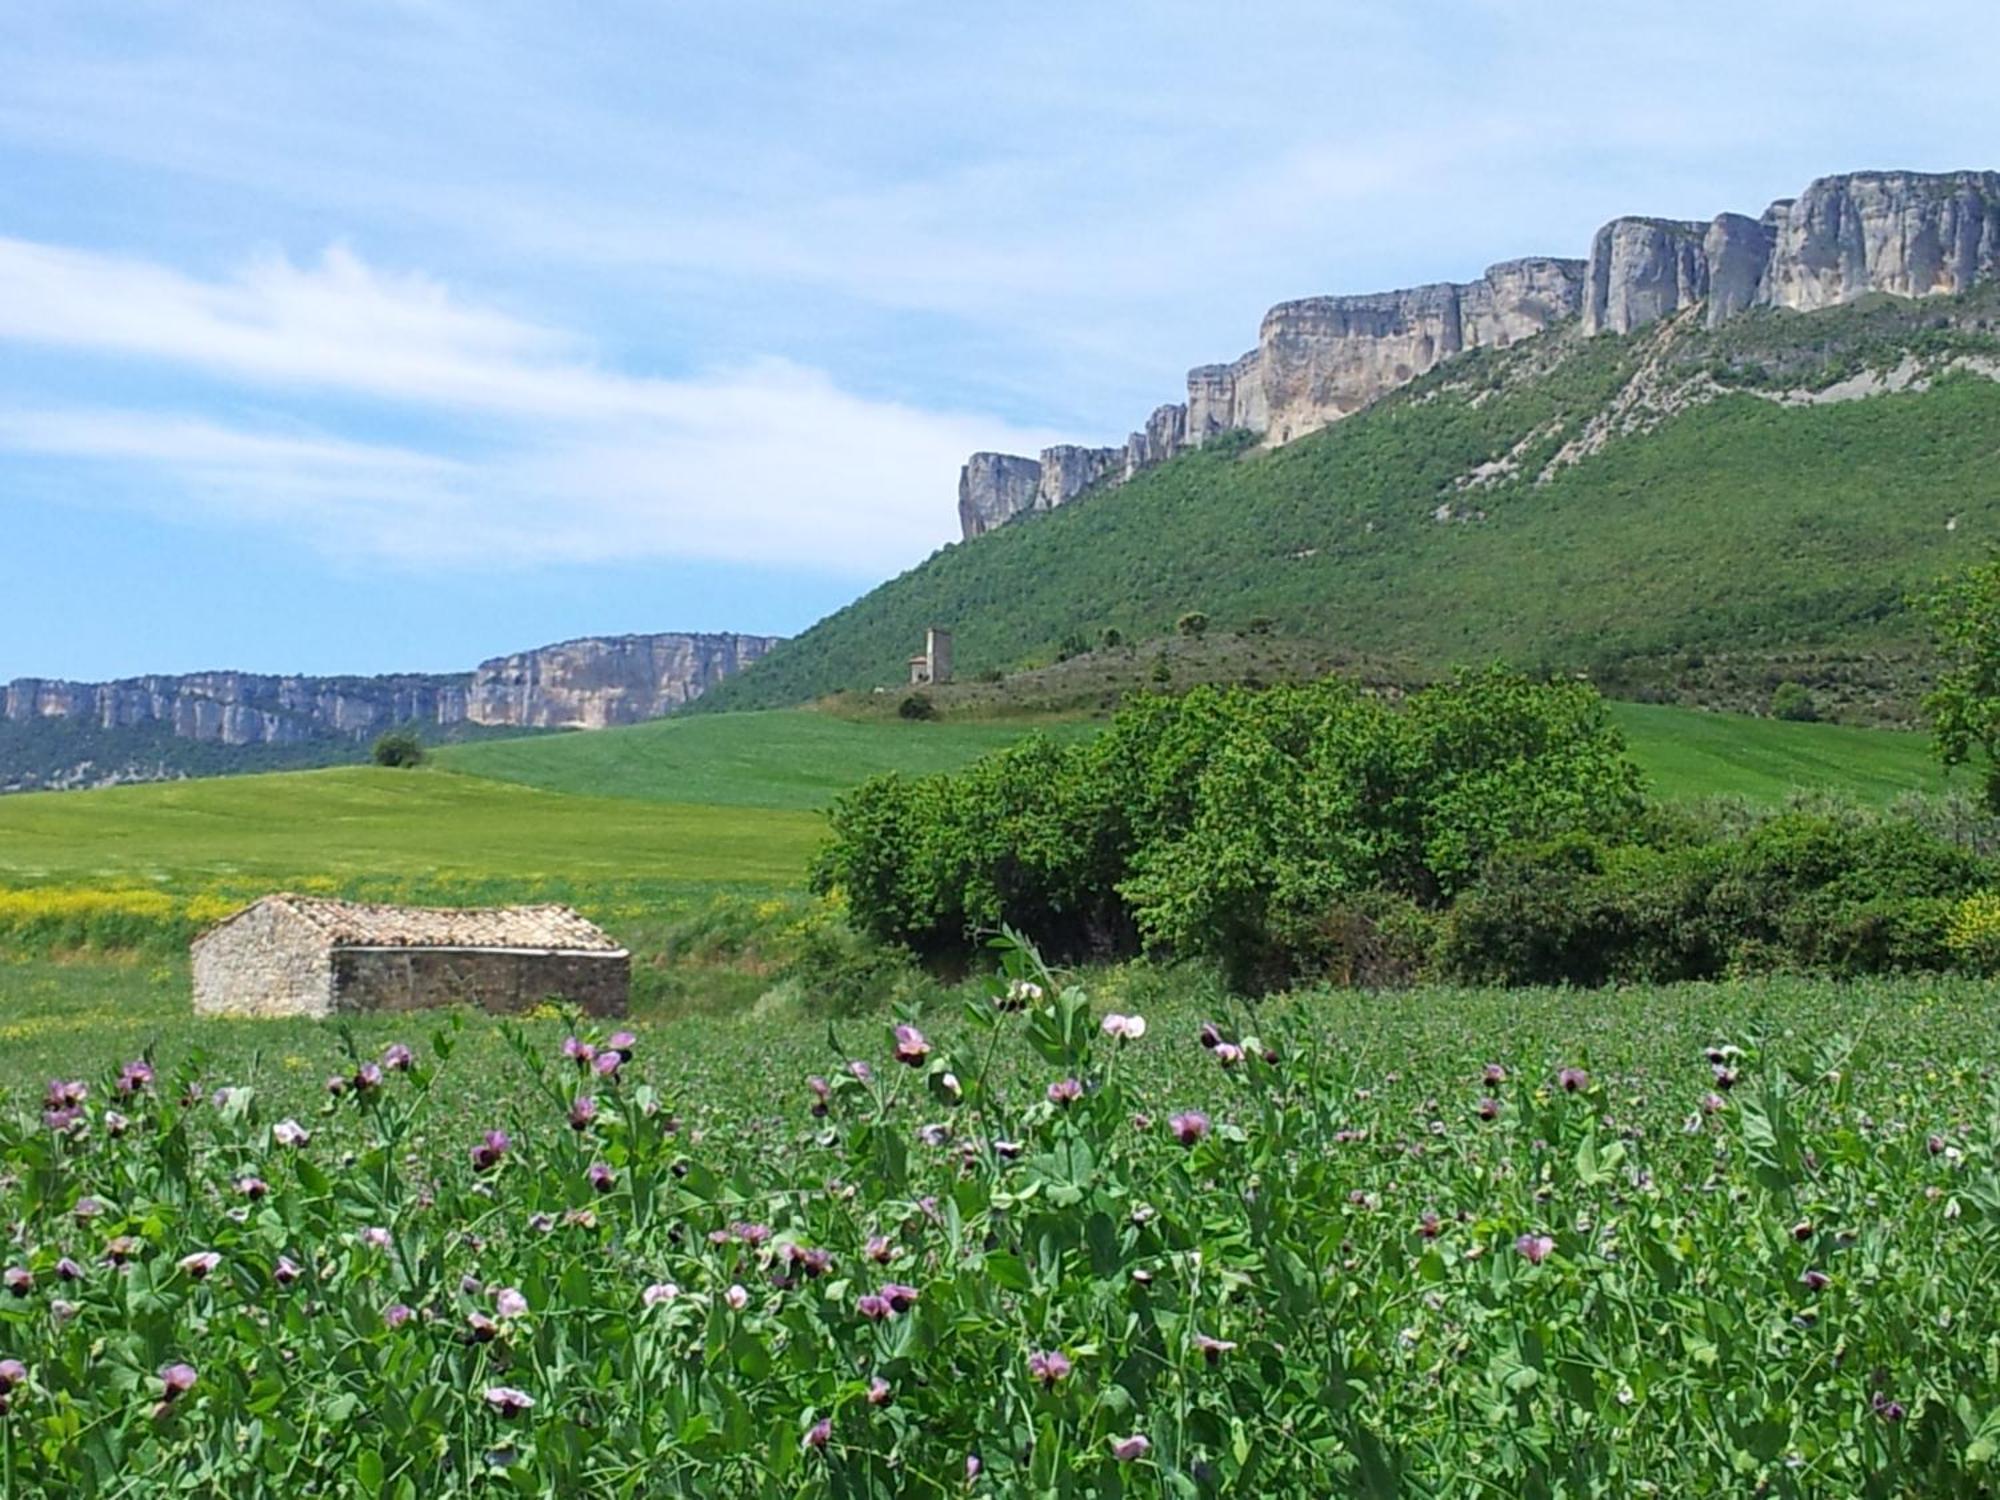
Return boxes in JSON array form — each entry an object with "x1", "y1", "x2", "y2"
[
  {"x1": 1195, "y1": 1333, "x2": 1237, "y2": 1364},
  {"x1": 1027, "y1": 1350, "x2": 1071, "y2": 1386},
  {"x1": 1168, "y1": 1111, "x2": 1210, "y2": 1146},
  {"x1": 608, "y1": 1031, "x2": 637, "y2": 1058},
  {"x1": 178, "y1": 1252, "x2": 221, "y2": 1281},
  {"x1": 865, "y1": 1234, "x2": 892, "y2": 1263},
  {"x1": 568, "y1": 1096, "x2": 598, "y2": 1130},
  {"x1": 966, "y1": 1454, "x2": 983, "y2": 1480},
  {"x1": 725, "y1": 1284, "x2": 749, "y2": 1311},
  {"x1": 1482, "y1": 1063, "x2": 1506, "y2": 1085},
  {"x1": 158, "y1": 1362, "x2": 198, "y2": 1397},
  {"x1": 2, "y1": 1267, "x2": 31, "y2": 1296},
  {"x1": 1212, "y1": 1041, "x2": 1244, "y2": 1066},
  {"x1": 381, "y1": 1043, "x2": 414, "y2": 1073},
  {"x1": 1477, "y1": 1097, "x2": 1501, "y2": 1120},
  {"x1": 593, "y1": 1051, "x2": 622, "y2": 1078},
  {"x1": 53, "y1": 1257, "x2": 82, "y2": 1282},
  {"x1": 383, "y1": 1303, "x2": 414, "y2": 1329},
  {"x1": 857, "y1": 1293, "x2": 892, "y2": 1321},
  {"x1": 359, "y1": 1226, "x2": 392, "y2": 1251},
  {"x1": 272, "y1": 1118, "x2": 310, "y2": 1147},
  {"x1": 1515, "y1": 1234, "x2": 1555, "y2": 1265},
  {"x1": 470, "y1": 1129, "x2": 510, "y2": 1172},
  {"x1": 494, "y1": 1287, "x2": 529, "y2": 1319},
  {"x1": 1046, "y1": 1078, "x2": 1083, "y2": 1105},
  {"x1": 1100, "y1": 1012, "x2": 1146, "y2": 1041},
  {"x1": 562, "y1": 1036, "x2": 596, "y2": 1067},
  {"x1": 236, "y1": 1176, "x2": 269, "y2": 1199},
  {"x1": 866, "y1": 1376, "x2": 892, "y2": 1406},
  {"x1": 588, "y1": 1162, "x2": 615, "y2": 1193},
  {"x1": 353, "y1": 1063, "x2": 383, "y2": 1092},
  {"x1": 0, "y1": 1359, "x2": 25, "y2": 1394},
  {"x1": 642, "y1": 1282, "x2": 679, "y2": 1308},
  {"x1": 1110, "y1": 1434, "x2": 1150, "y2": 1462},
  {"x1": 117, "y1": 1060, "x2": 154, "y2": 1095},
  {"x1": 805, "y1": 1076, "x2": 831, "y2": 1117},
  {"x1": 484, "y1": 1386, "x2": 534, "y2": 1416},
  {"x1": 802, "y1": 1417, "x2": 831, "y2": 1451},
  {"x1": 893, "y1": 1025, "x2": 930, "y2": 1066},
  {"x1": 880, "y1": 1282, "x2": 919, "y2": 1312},
  {"x1": 273, "y1": 1256, "x2": 302, "y2": 1288},
  {"x1": 1557, "y1": 1068, "x2": 1590, "y2": 1093}
]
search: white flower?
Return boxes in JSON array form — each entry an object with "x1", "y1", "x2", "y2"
[
  {"x1": 272, "y1": 1119, "x2": 310, "y2": 1147},
  {"x1": 642, "y1": 1282, "x2": 679, "y2": 1308},
  {"x1": 725, "y1": 1284, "x2": 749, "y2": 1310},
  {"x1": 1100, "y1": 1013, "x2": 1147, "y2": 1041}
]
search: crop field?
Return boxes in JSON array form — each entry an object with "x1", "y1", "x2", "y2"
[{"x1": 0, "y1": 949, "x2": 1996, "y2": 1494}]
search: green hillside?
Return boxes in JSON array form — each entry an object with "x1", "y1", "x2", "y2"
[
  {"x1": 702, "y1": 291, "x2": 2000, "y2": 719},
  {"x1": 1605, "y1": 702, "x2": 1942, "y2": 805}
]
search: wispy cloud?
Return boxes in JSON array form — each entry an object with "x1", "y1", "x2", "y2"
[{"x1": 0, "y1": 238, "x2": 1065, "y2": 571}]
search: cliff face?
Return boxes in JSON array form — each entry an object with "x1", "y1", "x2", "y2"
[
  {"x1": 465, "y1": 632, "x2": 779, "y2": 729},
  {"x1": 1582, "y1": 170, "x2": 2000, "y2": 333},
  {"x1": 957, "y1": 169, "x2": 2000, "y2": 539},
  {"x1": 3, "y1": 631, "x2": 783, "y2": 784}
]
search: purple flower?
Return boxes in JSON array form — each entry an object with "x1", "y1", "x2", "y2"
[
  {"x1": 0, "y1": 1359, "x2": 25, "y2": 1393},
  {"x1": 847, "y1": 1058, "x2": 874, "y2": 1083},
  {"x1": 467, "y1": 1311, "x2": 500, "y2": 1342},
  {"x1": 578, "y1": 1162, "x2": 612, "y2": 1195},
  {"x1": 1195, "y1": 1333, "x2": 1237, "y2": 1364},
  {"x1": 353, "y1": 1063, "x2": 383, "y2": 1092},
  {"x1": 867, "y1": 1376, "x2": 892, "y2": 1406},
  {"x1": 642, "y1": 1282, "x2": 679, "y2": 1308},
  {"x1": 44, "y1": 1079, "x2": 86, "y2": 1109},
  {"x1": 562, "y1": 1035, "x2": 596, "y2": 1066},
  {"x1": 856, "y1": 1293, "x2": 892, "y2": 1321},
  {"x1": 607, "y1": 1031, "x2": 637, "y2": 1058},
  {"x1": 893, "y1": 1025, "x2": 930, "y2": 1066},
  {"x1": 1557, "y1": 1068, "x2": 1590, "y2": 1093},
  {"x1": 43, "y1": 1106, "x2": 83, "y2": 1133},
  {"x1": 1168, "y1": 1111, "x2": 1210, "y2": 1146},
  {"x1": 802, "y1": 1416, "x2": 832, "y2": 1451},
  {"x1": 1482, "y1": 1063, "x2": 1506, "y2": 1085},
  {"x1": 236, "y1": 1176, "x2": 270, "y2": 1199},
  {"x1": 1515, "y1": 1234, "x2": 1555, "y2": 1265},
  {"x1": 359, "y1": 1226, "x2": 392, "y2": 1251},
  {"x1": 593, "y1": 1051, "x2": 622, "y2": 1078},
  {"x1": 1801, "y1": 1268, "x2": 1830, "y2": 1292},
  {"x1": 1110, "y1": 1434, "x2": 1151, "y2": 1462},
  {"x1": 880, "y1": 1281, "x2": 919, "y2": 1312},
  {"x1": 1872, "y1": 1392, "x2": 1905, "y2": 1422},
  {"x1": 272, "y1": 1118, "x2": 310, "y2": 1147},
  {"x1": 117, "y1": 1060, "x2": 154, "y2": 1095},
  {"x1": 158, "y1": 1363, "x2": 198, "y2": 1400},
  {"x1": 381, "y1": 1043, "x2": 414, "y2": 1073},
  {"x1": 2, "y1": 1267, "x2": 31, "y2": 1297},
  {"x1": 806, "y1": 1076, "x2": 831, "y2": 1117},
  {"x1": 966, "y1": 1454, "x2": 983, "y2": 1480},
  {"x1": 324, "y1": 1075, "x2": 348, "y2": 1097},
  {"x1": 274, "y1": 1256, "x2": 302, "y2": 1288},
  {"x1": 53, "y1": 1257, "x2": 82, "y2": 1283},
  {"x1": 1212, "y1": 1042, "x2": 1244, "y2": 1067},
  {"x1": 383, "y1": 1303, "x2": 414, "y2": 1329},
  {"x1": 1477, "y1": 1097, "x2": 1501, "y2": 1121},
  {"x1": 1417, "y1": 1211, "x2": 1442, "y2": 1239},
  {"x1": 484, "y1": 1386, "x2": 534, "y2": 1417},
  {"x1": 865, "y1": 1234, "x2": 892, "y2": 1263},
  {"x1": 1198, "y1": 1022, "x2": 1223, "y2": 1050},
  {"x1": 568, "y1": 1095, "x2": 597, "y2": 1130},
  {"x1": 1047, "y1": 1078, "x2": 1083, "y2": 1105},
  {"x1": 470, "y1": 1129, "x2": 510, "y2": 1172},
  {"x1": 1027, "y1": 1350, "x2": 1071, "y2": 1386},
  {"x1": 494, "y1": 1287, "x2": 529, "y2": 1319}
]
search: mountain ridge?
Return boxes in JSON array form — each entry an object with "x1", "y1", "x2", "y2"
[{"x1": 956, "y1": 168, "x2": 2000, "y2": 538}]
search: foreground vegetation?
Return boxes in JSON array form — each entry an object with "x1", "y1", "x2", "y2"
[{"x1": 0, "y1": 943, "x2": 1995, "y2": 1496}]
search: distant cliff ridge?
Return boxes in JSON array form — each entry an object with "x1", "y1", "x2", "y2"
[
  {"x1": 467, "y1": 632, "x2": 779, "y2": 728},
  {"x1": 959, "y1": 169, "x2": 2000, "y2": 537},
  {"x1": 2, "y1": 630, "x2": 781, "y2": 791}
]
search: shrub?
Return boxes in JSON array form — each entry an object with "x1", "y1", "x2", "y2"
[
  {"x1": 1101, "y1": 627, "x2": 1123, "y2": 650},
  {"x1": 897, "y1": 692, "x2": 936, "y2": 721},
  {"x1": 371, "y1": 730, "x2": 425, "y2": 767},
  {"x1": 1175, "y1": 611, "x2": 1209, "y2": 639},
  {"x1": 1149, "y1": 656, "x2": 1172, "y2": 684},
  {"x1": 1246, "y1": 615, "x2": 1275, "y2": 635},
  {"x1": 1770, "y1": 681, "x2": 1819, "y2": 721},
  {"x1": 1945, "y1": 890, "x2": 2000, "y2": 973}
]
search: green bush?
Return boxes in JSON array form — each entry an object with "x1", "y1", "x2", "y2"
[
  {"x1": 1175, "y1": 611, "x2": 1209, "y2": 639},
  {"x1": 371, "y1": 729, "x2": 425, "y2": 767},
  {"x1": 897, "y1": 692, "x2": 936, "y2": 721}
]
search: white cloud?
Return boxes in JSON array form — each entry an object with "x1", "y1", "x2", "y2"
[{"x1": 0, "y1": 239, "x2": 1065, "y2": 571}]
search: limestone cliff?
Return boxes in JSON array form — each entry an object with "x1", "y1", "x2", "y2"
[
  {"x1": 466, "y1": 632, "x2": 779, "y2": 729},
  {"x1": 955, "y1": 168, "x2": 2000, "y2": 539},
  {"x1": 3, "y1": 630, "x2": 782, "y2": 790}
]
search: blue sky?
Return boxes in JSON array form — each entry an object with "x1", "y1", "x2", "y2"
[{"x1": 5, "y1": 1, "x2": 2000, "y2": 679}]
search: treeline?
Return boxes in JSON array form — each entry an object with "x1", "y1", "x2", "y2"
[{"x1": 816, "y1": 671, "x2": 2000, "y2": 990}]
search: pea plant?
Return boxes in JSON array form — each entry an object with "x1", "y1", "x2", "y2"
[{"x1": 1, "y1": 937, "x2": 1998, "y2": 1496}]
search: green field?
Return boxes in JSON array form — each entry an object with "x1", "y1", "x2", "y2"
[
  {"x1": 1607, "y1": 701, "x2": 1944, "y2": 805},
  {"x1": 0, "y1": 704, "x2": 1947, "y2": 893},
  {"x1": 0, "y1": 764, "x2": 820, "y2": 885},
  {"x1": 433, "y1": 709, "x2": 1092, "y2": 809}
]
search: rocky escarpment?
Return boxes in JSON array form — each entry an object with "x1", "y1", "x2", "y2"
[
  {"x1": 957, "y1": 169, "x2": 2000, "y2": 538},
  {"x1": 466, "y1": 633, "x2": 778, "y2": 729},
  {"x1": 3, "y1": 631, "x2": 782, "y2": 791}
]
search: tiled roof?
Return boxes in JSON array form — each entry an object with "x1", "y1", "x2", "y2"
[{"x1": 252, "y1": 895, "x2": 624, "y2": 951}]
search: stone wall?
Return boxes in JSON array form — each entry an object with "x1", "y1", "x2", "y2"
[
  {"x1": 330, "y1": 948, "x2": 629, "y2": 1017},
  {"x1": 192, "y1": 904, "x2": 333, "y2": 1018}
]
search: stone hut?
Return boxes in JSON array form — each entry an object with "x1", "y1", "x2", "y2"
[
  {"x1": 191, "y1": 895, "x2": 629, "y2": 1018},
  {"x1": 908, "y1": 626, "x2": 953, "y2": 687}
]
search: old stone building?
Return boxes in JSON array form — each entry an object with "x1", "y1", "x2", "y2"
[{"x1": 191, "y1": 895, "x2": 629, "y2": 1018}]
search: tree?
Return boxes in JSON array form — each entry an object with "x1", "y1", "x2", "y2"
[
  {"x1": 1918, "y1": 560, "x2": 2000, "y2": 806},
  {"x1": 898, "y1": 692, "x2": 936, "y2": 721},
  {"x1": 1176, "y1": 611, "x2": 1209, "y2": 640},
  {"x1": 371, "y1": 730, "x2": 426, "y2": 768}
]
